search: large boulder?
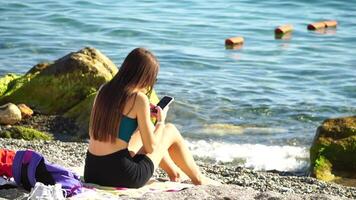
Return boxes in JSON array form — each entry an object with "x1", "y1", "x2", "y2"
[
  {"x1": 0, "y1": 47, "x2": 118, "y2": 114},
  {"x1": 310, "y1": 116, "x2": 356, "y2": 182},
  {"x1": 0, "y1": 47, "x2": 159, "y2": 137},
  {"x1": 0, "y1": 103, "x2": 22, "y2": 125}
]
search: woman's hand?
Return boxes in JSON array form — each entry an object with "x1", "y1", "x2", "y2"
[
  {"x1": 150, "y1": 103, "x2": 157, "y2": 118},
  {"x1": 156, "y1": 106, "x2": 168, "y2": 123}
]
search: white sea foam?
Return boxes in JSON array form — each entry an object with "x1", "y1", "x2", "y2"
[
  {"x1": 186, "y1": 140, "x2": 309, "y2": 172},
  {"x1": 201, "y1": 124, "x2": 286, "y2": 136}
]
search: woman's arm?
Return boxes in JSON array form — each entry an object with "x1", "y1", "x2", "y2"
[{"x1": 136, "y1": 92, "x2": 166, "y2": 154}]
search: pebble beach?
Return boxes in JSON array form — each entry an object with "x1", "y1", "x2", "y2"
[{"x1": 1, "y1": 138, "x2": 355, "y2": 199}]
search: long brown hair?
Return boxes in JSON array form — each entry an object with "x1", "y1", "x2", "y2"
[{"x1": 89, "y1": 48, "x2": 159, "y2": 142}]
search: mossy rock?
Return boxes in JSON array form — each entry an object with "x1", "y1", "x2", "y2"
[
  {"x1": 0, "y1": 73, "x2": 20, "y2": 96},
  {"x1": 0, "y1": 47, "x2": 118, "y2": 114},
  {"x1": 0, "y1": 126, "x2": 52, "y2": 140},
  {"x1": 310, "y1": 116, "x2": 356, "y2": 182}
]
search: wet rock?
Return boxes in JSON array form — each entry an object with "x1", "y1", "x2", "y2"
[
  {"x1": 310, "y1": 116, "x2": 356, "y2": 182},
  {"x1": 0, "y1": 103, "x2": 22, "y2": 125},
  {"x1": 17, "y1": 103, "x2": 34, "y2": 118}
]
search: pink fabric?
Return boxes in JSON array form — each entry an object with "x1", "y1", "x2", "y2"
[
  {"x1": 115, "y1": 187, "x2": 129, "y2": 190},
  {"x1": 0, "y1": 149, "x2": 16, "y2": 178}
]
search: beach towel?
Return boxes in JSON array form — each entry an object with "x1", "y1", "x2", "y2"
[
  {"x1": 70, "y1": 179, "x2": 192, "y2": 199},
  {"x1": 68, "y1": 166, "x2": 193, "y2": 199}
]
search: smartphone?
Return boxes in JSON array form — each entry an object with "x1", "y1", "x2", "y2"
[{"x1": 152, "y1": 96, "x2": 174, "y2": 113}]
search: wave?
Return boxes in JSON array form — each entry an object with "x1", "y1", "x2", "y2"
[{"x1": 186, "y1": 139, "x2": 309, "y2": 172}]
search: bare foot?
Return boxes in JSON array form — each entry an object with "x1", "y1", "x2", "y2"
[
  {"x1": 193, "y1": 175, "x2": 222, "y2": 186},
  {"x1": 167, "y1": 170, "x2": 181, "y2": 182}
]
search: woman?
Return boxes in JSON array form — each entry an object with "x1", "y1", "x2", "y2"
[{"x1": 84, "y1": 48, "x2": 217, "y2": 188}]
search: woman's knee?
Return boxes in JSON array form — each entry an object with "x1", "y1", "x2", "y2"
[
  {"x1": 164, "y1": 123, "x2": 184, "y2": 142},
  {"x1": 164, "y1": 123, "x2": 175, "y2": 130},
  {"x1": 164, "y1": 123, "x2": 179, "y2": 135}
]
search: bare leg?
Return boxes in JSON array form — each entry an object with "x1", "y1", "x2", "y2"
[
  {"x1": 146, "y1": 123, "x2": 209, "y2": 185},
  {"x1": 128, "y1": 130, "x2": 182, "y2": 181}
]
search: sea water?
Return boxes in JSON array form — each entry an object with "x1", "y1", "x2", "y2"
[{"x1": 0, "y1": 0, "x2": 355, "y2": 172}]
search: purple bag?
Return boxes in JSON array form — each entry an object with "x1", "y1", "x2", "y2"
[{"x1": 12, "y1": 150, "x2": 82, "y2": 197}]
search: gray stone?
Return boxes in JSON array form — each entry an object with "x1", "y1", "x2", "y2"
[{"x1": 0, "y1": 103, "x2": 22, "y2": 125}]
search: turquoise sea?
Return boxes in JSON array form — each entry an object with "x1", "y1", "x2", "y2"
[{"x1": 0, "y1": 0, "x2": 355, "y2": 172}]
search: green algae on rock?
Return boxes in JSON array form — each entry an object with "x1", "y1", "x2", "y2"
[
  {"x1": 310, "y1": 116, "x2": 356, "y2": 182},
  {"x1": 0, "y1": 125, "x2": 52, "y2": 140},
  {"x1": 0, "y1": 73, "x2": 20, "y2": 96},
  {"x1": 0, "y1": 47, "x2": 118, "y2": 114}
]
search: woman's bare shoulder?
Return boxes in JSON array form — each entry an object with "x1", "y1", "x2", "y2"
[
  {"x1": 124, "y1": 92, "x2": 148, "y2": 116},
  {"x1": 135, "y1": 92, "x2": 149, "y2": 107}
]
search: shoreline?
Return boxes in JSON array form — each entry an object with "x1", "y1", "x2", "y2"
[{"x1": 1, "y1": 138, "x2": 355, "y2": 199}]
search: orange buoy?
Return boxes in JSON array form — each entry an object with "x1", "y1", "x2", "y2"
[
  {"x1": 307, "y1": 22, "x2": 326, "y2": 30},
  {"x1": 225, "y1": 43, "x2": 243, "y2": 50},
  {"x1": 225, "y1": 37, "x2": 244, "y2": 46},
  {"x1": 314, "y1": 28, "x2": 337, "y2": 35},
  {"x1": 324, "y1": 20, "x2": 337, "y2": 28},
  {"x1": 275, "y1": 32, "x2": 292, "y2": 40},
  {"x1": 275, "y1": 25, "x2": 293, "y2": 35}
]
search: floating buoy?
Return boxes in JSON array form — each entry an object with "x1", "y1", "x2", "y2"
[
  {"x1": 225, "y1": 37, "x2": 244, "y2": 46},
  {"x1": 274, "y1": 25, "x2": 293, "y2": 35},
  {"x1": 324, "y1": 20, "x2": 337, "y2": 28},
  {"x1": 307, "y1": 22, "x2": 326, "y2": 30},
  {"x1": 275, "y1": 32, "x2": 292, "y2": 40},
  {"x1": 314, "y1": 28, "x2": 337, "y2": 35},
  {"x1": 225, "y1": 37, "x2": 244, "y2": 49},
  {"x1": 308, "y1": 20, "x2": 337, "y2": 30},
  {"x1": 226, "y1": 43, "x2": 243, "y2": 50}
]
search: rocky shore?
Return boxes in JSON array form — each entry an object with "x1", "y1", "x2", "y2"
[{"x1": 1, "y1": 138, "x2": 355, "y2": 200}]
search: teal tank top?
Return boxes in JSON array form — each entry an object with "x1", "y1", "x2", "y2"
[{"x1": 118, "y1": 115, "x2": 138, "y2": 143}]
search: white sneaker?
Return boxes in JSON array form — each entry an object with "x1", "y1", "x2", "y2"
[
  {"x1": 52, "y1": 183, "x2": 66, "y2": 200},
  {"x1": 27, "y1": 182, "x2": 53, "y2": 200},
  {"x1": 27, "y1": 182, "x2": 66, "y2": 200}
]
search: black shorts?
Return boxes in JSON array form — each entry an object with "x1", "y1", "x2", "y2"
[{"x1": 84, "y1": 148, "x2": 154, "y2": 188}]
